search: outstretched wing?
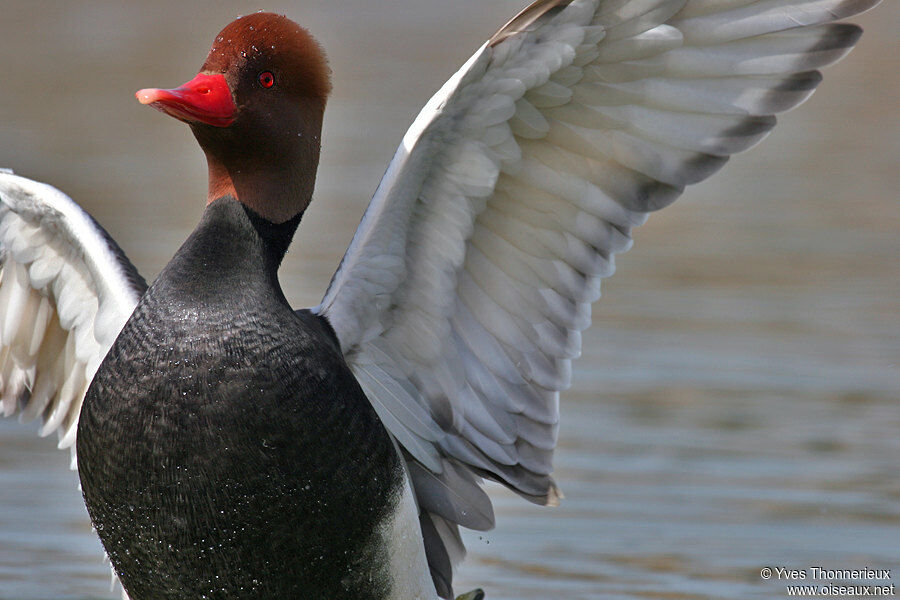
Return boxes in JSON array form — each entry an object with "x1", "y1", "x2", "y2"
[
  {"x1": 0, "y1": 171, "x2": 146, "y2": 466},
  {"x1": 314, "y1": 0, "x2": 877, "y2": 594}
]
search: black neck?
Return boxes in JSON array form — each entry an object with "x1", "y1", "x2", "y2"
[
  {"x1": 238, "y1": 199, "x2": 303, "y2": 269},
  {"x1": 156, "y1": 197, "x2": 301, "y2": 305}
]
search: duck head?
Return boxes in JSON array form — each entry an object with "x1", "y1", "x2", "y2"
[{"x1": 136, "y1": 12, "x2": 331, "y2": 223}]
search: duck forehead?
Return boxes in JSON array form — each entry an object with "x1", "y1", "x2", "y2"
[
  {"x1": 200, "y1": 12, "x2": 331, "y2": 100},
  {"x1": 203, "y1": 13, "x2": 306, "y2": 71}
]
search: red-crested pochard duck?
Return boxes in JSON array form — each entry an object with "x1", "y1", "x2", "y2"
[{"x1": 0, "y1": 1, "x2": 881, "y2": 598}]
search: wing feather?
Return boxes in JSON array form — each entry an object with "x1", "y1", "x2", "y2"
[
  {"x1": 314, "y1": 0, "x2": 879, "y2": 596},
  {"x1": 0, "y1": 172, "x2": 146, "y2": 461}
]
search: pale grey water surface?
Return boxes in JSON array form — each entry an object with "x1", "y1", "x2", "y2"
[{"x1": 0, "y1": 2, "x2": 898, "y2": 599}]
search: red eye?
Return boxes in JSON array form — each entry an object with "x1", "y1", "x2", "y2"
[{"x1": 258, "y1": 71, "x2": 275, "y2": 88}]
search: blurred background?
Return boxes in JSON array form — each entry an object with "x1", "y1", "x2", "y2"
[{"x1": 0, "y1": 1, "x2": 897, "y2": 599}]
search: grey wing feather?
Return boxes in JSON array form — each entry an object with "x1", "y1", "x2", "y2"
[{"x1": 314, "y1": 0, "x2": 880, "y2": 595}]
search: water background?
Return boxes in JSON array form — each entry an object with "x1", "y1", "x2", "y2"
[{"x1": 0, "y1": 2, "x2": 897, "y2": 599}]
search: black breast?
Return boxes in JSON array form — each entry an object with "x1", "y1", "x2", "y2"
[{"x1": 76, "y1": 198, "x2": 403, "y2": 600}]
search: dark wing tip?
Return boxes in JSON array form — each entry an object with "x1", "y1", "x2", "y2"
[
  {"x1": 488, "y1": 0, "x2": 578, "y2": 47},
  {"x1": 839, "y1": 0, "x2": 884, "y2": 18},
  {"x1": 84, "y1": 212, "x2": 149, "y2": 296}
]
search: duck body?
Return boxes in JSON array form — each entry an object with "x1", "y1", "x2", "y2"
[
  {"x1": 0, "y1": 2, "x2": 881, "y2": 598},
  {"x1": 77, "y1": 198, "x2": 407, "y2": 599}
]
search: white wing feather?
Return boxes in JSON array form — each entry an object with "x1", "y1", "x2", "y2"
[
  {"x1": 316, "y1": 0, "x2": 877, "y2": 594},
  {"x1": 0, "y1": 171, "x2": 145, "y2": 466},
  {"x1": 320, "y1": 0, "x2": 874, "y2": 498}
]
